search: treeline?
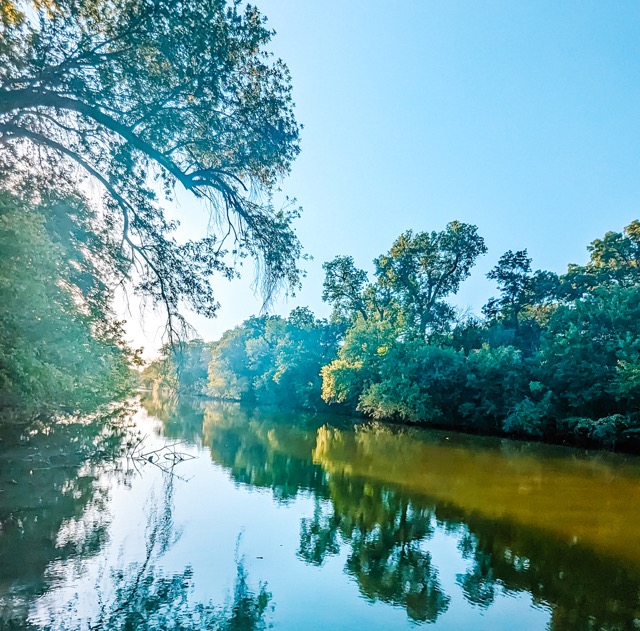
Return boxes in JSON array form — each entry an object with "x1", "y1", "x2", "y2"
[
  {"x1": 146, "y1": 220, "x2": 640, "y2": 450},
  {"x1": 141, "y1": 307, "x2": 341, "y2": 410}
]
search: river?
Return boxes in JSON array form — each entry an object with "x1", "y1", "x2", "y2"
[{"x1": 1, "y1": 396, "x2": 639, "y2": 630}]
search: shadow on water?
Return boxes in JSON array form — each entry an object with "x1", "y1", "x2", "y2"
[{"x1": 150, "y1": 395, "x2": 640, "y2": 631}]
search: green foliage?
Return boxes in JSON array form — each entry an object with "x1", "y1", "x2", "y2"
[
  {"x1": 556, "y1": 414, "x2": 632, "y2": 449},
  {"x1": 322, "y1": 256, "x2": 370, "y2": 322},
  {"x1": 1, "y1": 0, "x2": 303, "y2": 337},
  {"x1": 538, "y1": 286, "x2": 640, "y2": 418},
  {"x1": 502, "y1": 394, "x2": 553, "y2": 438},
  {"x1": 320, "y1": 218, "x2": 640, "y2": 448},
  {"x1": 208, "y1": 308, "x2": 341, "y2": 409},
  {"x1": 359, "y1": 342, "x2": 465, "y2": 424},
  {"x1": 563, "y1": 220, "x2": 640, "y2": 295},
  {"x1": 170, "y1": 218, "x2": 640, "y2": 450},
  {"x1": 321, "y1": 316, "x2": 401, "y2": 409},
  {"x1": 483, "y1": 250, "x2": 534, "y2": 325},
  {"x1": 141, "y1": 339, "x2": 212, "y2": 396},
  {"x1": 460, "y1": 345, "x2": 531, "y2": 431},
  {"x1": 0, "y1": 187, "x2": 135, "y2": 419},
  {"x1": 375, "y1": 222, "x2": 487, "y2": 337},
  {"x1": 322, "y1": 222, "x2": 486, "y2": 338}
]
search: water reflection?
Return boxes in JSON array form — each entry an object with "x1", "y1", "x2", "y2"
[
  {"x1": 3, "y1": 397, "x2": 640, "y2": 630},
  {"x1": 201, "y1": 403, "x2": 329, "y2": 503},
  {"x1": 153, "y1": 396, "x2": 640, "y2": 630},
  {"x1": 33, "y1": 476, "x2": 271, "y2": 631},
  {"x1": 0, "y1": 410, "x2": 272, "y2": 631},
  {"x1": 0, "y1": 412, "x2": 129, "y2": 628},
  {"x1": 334, "y1": 477, "x2": 449, "y2": 623}
]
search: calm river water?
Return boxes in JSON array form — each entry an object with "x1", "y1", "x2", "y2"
[{"x1": 1, "y1": 396, "x2": 640, "y2": 630}]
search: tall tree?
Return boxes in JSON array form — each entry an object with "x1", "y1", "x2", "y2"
[
  {"x1": 563, "y1": 220, "x2": 640, "y2": 296},
  {"x1": 322, "y1": 256, "x2": 369, "y2": 321},
  {"x1": 374, "y1": 222, "x2": 487, "y2": 337},
  {"x1": 0, "y1": 0, "x2": 303, "y2": 337},
  {"x1": 483, "y1": 250, "x2": 533, "y2": 327}
]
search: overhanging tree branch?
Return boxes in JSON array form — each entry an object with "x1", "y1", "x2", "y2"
[{"x1": 0, "y1": 0, "x2": 304, "y2": 343}]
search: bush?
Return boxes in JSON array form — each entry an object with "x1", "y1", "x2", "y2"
[{"x1": 502, "y1": 394, "x2": 553, "y2": 438}]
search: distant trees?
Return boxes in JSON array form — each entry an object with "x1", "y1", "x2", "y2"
[
  {"x1": 321, "y1": 222, "x2": 487, "y2": 415},
  {"x1": 321, "y1": 222, "x2": 486, "y2": 337},
  {"x1": 563, "y1": 220, "x2": 640, "y2": 295},
  {"x1": 320, "y1": 317, "x2": 401, "y2": 409},
  {"x1": 481, "y1": 250, "x2": 558, "y2": 353},
  {"x1": 208, "y1": 308, "x2": 341, "y2": 409},
  {"x1": 482, "y1": 250, "x2": 535, "y2": 327},
  {"x1": 322, "y1": 256, "x2": 370, "y2": 322},
  {"x1": 141, "y1": 339, "x2": 211, "y2": 397}
]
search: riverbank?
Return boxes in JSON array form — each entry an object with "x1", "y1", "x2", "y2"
[{"x1": 144, "y1": 387, "x2": 640, "y2": 455}]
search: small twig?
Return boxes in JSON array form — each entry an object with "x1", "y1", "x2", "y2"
[{"x1": 123, "y1": 436, "x2": 196, "y2": 480}]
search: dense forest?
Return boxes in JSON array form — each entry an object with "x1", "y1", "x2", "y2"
[{"x1": 143, "y1": 220, "x2": 640, "y2": 450}]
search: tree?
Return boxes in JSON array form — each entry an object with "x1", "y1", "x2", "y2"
[
  {"x1": 322, "y1": 255, "x2": 396, "y2": 324},
  {"x1": 358, "y1": 341, "x2": 465, "y2": 424},
  {"x1": 207, "y1": 316, "x2": 270, "y2": 402},
  {"x1": 483, "y1": 250, "x2": 533, "y2": 326},
  {"x1": 321, "y1": 316, "x2": 402, "y2": 410},
  {"x1": 482, "y1": 250, "x2": 560, "y2": 354},
  {"x1": 267, "y1": 307, "x2": 342, "y2": 408},
  {"x1": 207, "y1": 309, "x2": 340, "y2": 408},
  {"x1": 459, "y1": 345, "x2": 530, "y2": 431},
  {"x1": 141, "y1": 339, "x2": 212, "y2": 396},
  {"x1": 375, "y1": 222, "x2": 487, "y2": 337},
  {"x1": 0, "y1": 185, "x2": 135, "y2": 417},
  {"x1": 538, "y1": 285, "x2": 640, "y2": 419},
  {"x1": 322, "y1": 256, "x2": 369, "y2": 321},
  {"x1": 0, "y1": 0, "x2": 303, "y2": 338},
  {"x1": 563, "y1": 220, "x2": 640, "y2": 297}
]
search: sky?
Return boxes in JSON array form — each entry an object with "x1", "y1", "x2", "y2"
[{"x1": 124, "y1": 0, "x2": 640, "y2": 354}]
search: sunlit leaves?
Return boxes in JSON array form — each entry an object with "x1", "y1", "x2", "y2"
[{"x1": 0, "y1": 187, "x2": 135, "y2": 418}]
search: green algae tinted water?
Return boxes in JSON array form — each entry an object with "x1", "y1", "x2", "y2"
[{"x1": 1, "y1": 396, "x2": 640, "y2": 630}]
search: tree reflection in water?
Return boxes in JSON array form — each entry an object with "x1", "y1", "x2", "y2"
[
  {"x1": 159, "y1": 399, "x2": 452, "y2": 624},
  {"x1": 0, "y1": 409, "x2": 134, "y2": 629},
  {"x1": 34, "y1": 475, "x2": 271, "y2": 631},
  {"x1": 299, "y1": 476, "x2": 450, "y2": 623},
  {"x1": 149, "y1": 398, "x2": 640, "y2": 631},
  {"x1": 0, "y1": 410, "x2": 272, "y2": 631}
]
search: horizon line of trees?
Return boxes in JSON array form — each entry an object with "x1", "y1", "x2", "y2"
[{"x1": 143, "y1": 219, "x2": 640, "y2": 450}]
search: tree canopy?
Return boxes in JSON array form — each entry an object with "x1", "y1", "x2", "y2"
[
  {"x1": 0, "y1": 184, "x2": 136, "y2": 417},
  {"x1": 374, "y1": 222, "x2": 487, "y2": 337},
  {"x1": 206, "y1": 308, "x2": 341, "y2": 409},
  {"x1": 0, "y1": 0, "x2": 303, "y2": 337}
]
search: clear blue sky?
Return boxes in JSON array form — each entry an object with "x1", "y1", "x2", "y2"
[{"x1": 126, "y1": 0, "x2": 640, "y2": 351}]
